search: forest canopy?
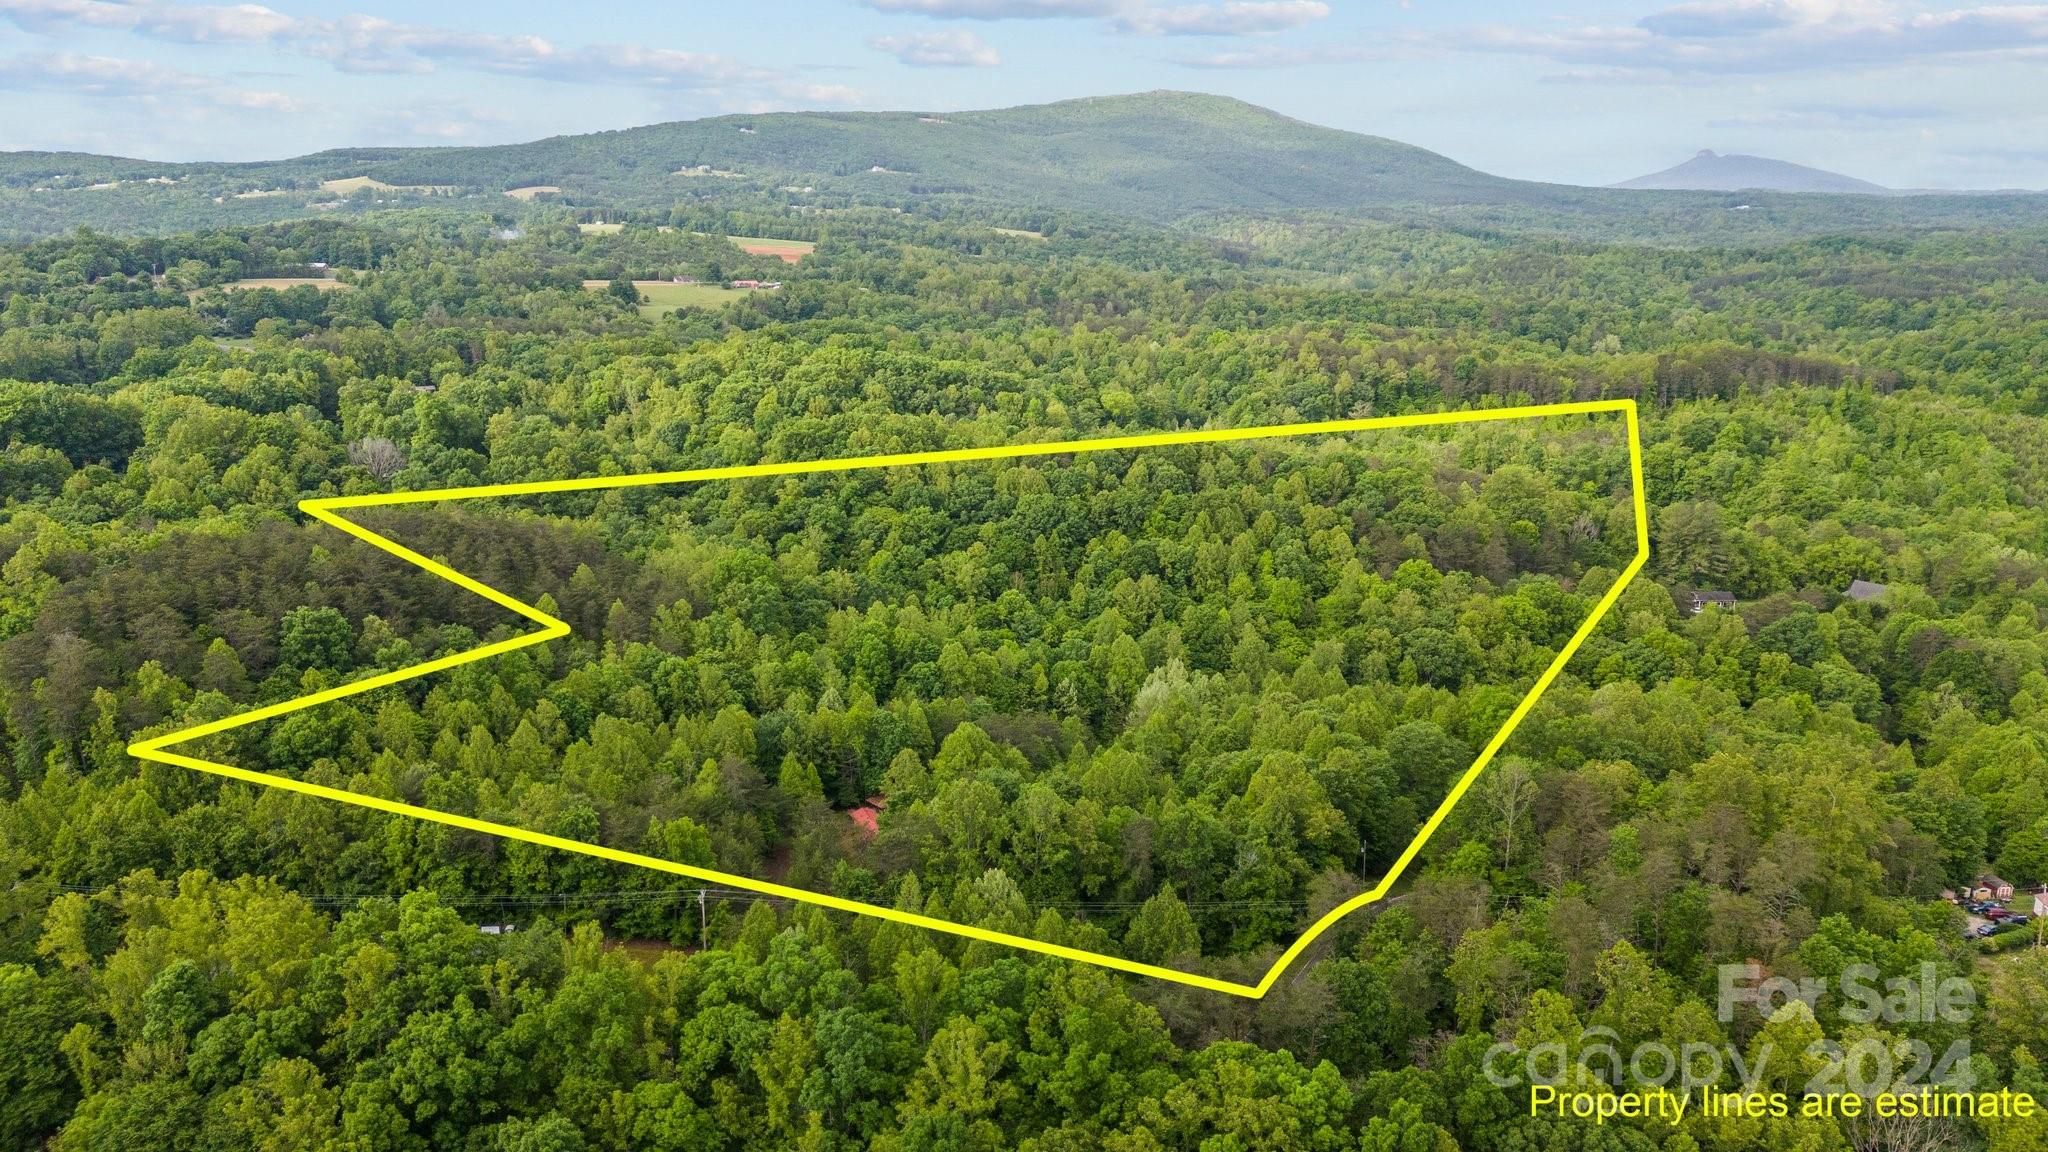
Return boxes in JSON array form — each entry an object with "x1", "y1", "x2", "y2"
[{"x1": 1, "y1": 206, "x2": 2046, "y2": 1152}]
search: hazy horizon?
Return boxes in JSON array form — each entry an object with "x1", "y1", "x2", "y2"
[{"x1": 1, "y1": 1, "x2": 2044, "y2": 190}]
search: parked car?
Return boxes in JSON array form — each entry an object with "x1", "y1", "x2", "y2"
[{"x1": 1984, "y1": 907, "x2": 2015, "y2": 921}]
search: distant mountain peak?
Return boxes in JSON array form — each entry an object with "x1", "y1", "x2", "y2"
[{"x1": 1614, "y1": 150, "x2": 1890, "y2": 195}]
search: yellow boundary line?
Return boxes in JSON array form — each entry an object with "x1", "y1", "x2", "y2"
[{"x1": 129, "y1": 400, "x2": 1649, "y2": 998}]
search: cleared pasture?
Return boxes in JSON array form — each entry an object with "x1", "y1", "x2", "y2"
[
  {"x1": 581, "y1": 279, "x2": 760, "y2": 316},
  {"x1": 192, "y1": 277, "x2": 351, "y2": 296},
  {"x1": 320, "y1": 176, "x2": 456, "y2": 194},
  {"x1": 727, "y1": 235, "x2": 814, "y2": 262}
]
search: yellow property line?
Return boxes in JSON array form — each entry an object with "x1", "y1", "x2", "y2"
[{"x1": 129, "y1": 400, "x2": 1650, "y2": 998}]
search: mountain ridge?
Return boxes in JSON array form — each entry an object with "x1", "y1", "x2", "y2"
[
  {"x1": 2, "y1": 92, "x2": 2043, "y2": 240},
  {"x1": 1613, "y1": 149, "x2": 1892, "y2": 195}
]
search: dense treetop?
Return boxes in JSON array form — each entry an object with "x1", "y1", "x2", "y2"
[{"x1": 1, "y1": 204, "x2": 2046, "y2": 1151}]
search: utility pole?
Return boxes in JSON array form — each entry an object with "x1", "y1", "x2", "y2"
[{"x1": 697, "y1": 889, "x2": 708, "y2": 952}]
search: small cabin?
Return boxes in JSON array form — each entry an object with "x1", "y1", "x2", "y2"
[
  {"x1": 1688, "y1": 590, "x2": 1736, "y2": 615},
  {"x1": 848, "y1": 795, "x2": 887, "y2": 839},
  {"x1": 1844, "y1": 579, "x2": 1888, "y2": 602}
]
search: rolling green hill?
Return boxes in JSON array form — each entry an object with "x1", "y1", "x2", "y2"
[
  {"x1": 4, "y1": 91, "x2": 2044, "y2": 240},
  {"x1": 358, "y1": 90, "x2": 1535, "y2": 218}
]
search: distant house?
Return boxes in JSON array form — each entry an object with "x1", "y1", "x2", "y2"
[
  {"x1": 1844, "y1": 579, "x2": 1888, "y2": 602},
  {"x1": 1688, "y1": 590, "x2": 1737, "y2": 615},
  {"x1": 738, "y1": 126, "x2": 756, "y2": 134},
  {"x1": 478, "y1": 923, "x2": 515, "y2": 935},
  {"x1": 2035, "y1": 887, "x2": 2048, "y2": 919},
  {"x1": 731, "y1": 279, "x2": 763, "y2": 289},
  {"x1": 1971, "y1": 875, "x2": 2015, "y2": 902},
  {"x1": 848, "y1": 795, "x2": 886, "y2": 838}
]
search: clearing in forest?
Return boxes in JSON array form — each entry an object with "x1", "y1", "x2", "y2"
[
  {"x1": 192, "y1": 277, "x2": 350, "y2": 297},
  {"x1": 128, "y1": 402, "x2": 1648, "y2": 998},
  {"x1": 728, "y1": 235, "x2": 814, "y2": 262},
  {"x1": 320, "y1": 176, "x2": 455, "y2": 194},
  {"x1": 579, "y1": 279, "x2": 762, "y2": 315}
]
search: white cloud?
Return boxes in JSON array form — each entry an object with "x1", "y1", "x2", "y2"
[
  {"x1": 862, "y1": 0, "x2": 1328, "y2": 36},
  {"x1": 0, "y1": 0, "x2": 292, "y2": 40},
  {"x1": 1111, "y1": 1, "x2": 1328, "y2": 36},
  {"x1": 0, "y1": 0, "x2": 849, "y2": 98},
  {"x1": 1460, "y1": 1, "x2": 2048, "y2": 78},
  {"x1": 776, "y1": 82, "x2": 865, "y2": 104},
  {"x1": 0, "y1": 49, "x2": 296, "y2": 108},
  {"x1": 864, "y1": 0, "x2": 1113, "y2": 16},
  {"x1": 869, "y1": 28, "x2": 1003, "y2": 65},
  {"x1": 1174, "y1": 40, "x2": 1419, "y2": 67}
]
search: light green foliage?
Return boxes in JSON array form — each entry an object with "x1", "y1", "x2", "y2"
[{"x1": 1, "y1": 201, "x2": 2046, "y2": 1152}]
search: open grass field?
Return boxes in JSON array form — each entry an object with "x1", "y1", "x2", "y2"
[
  {"x1": 320, "y1": 176, "x2": 456, "y2": 194},
  {"x1": 577, "y1": 222, "x2": 625, "y2": 234},
  {"x1": 193, "y1": 277, "x2": 350, "y2": 296},
  {"x1": 991, "y1": 226, "x2": 1046, "y2": 239},
  {"x1": 728, "y1": 235, "x2": 814, "y2": 262},
  {"x1": 581, "y1": 279, "x2": 760, "y2": 316},
  {"x1": 503, "y1": 185, "x2": 560, "y2": 200}
]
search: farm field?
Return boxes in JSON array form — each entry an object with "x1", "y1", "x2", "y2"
[
  {"x1": 991, "y1": 226, "x2": 1045, "y2": 239},
  {"x1": 577, "y1": 221, "x2": 624, "y2": 234},
  {"x1": 727, "y1": 234, "x2": 814, "y2": 261},
  {"x1": 502, "y1": 185, "x2": 560, "y2": 200},
  {"x1": 580, "y1": 278, "x2": 759, "y2": 315},
  {"x1": 320, "y1": 176, "x2": 456, "y2": 194},
  {"x1": 191, "y1": 276, "x2": 349, "y2": 296}
]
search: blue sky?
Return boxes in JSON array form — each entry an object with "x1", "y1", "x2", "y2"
[{"x1": 1, "y1": 0, "x2": 2044, "y2": 188}]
